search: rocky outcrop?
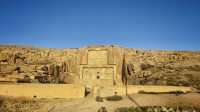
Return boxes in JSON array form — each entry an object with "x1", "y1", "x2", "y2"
[
  {"x1": 0, "y1": 45, "x2": 200, "y2": 89},
  {"x1": 0, "y1": 45, "x2": 78, "y2": 84},
  {"x1": 124, "y1": 49, "x2": 200, "y2": 89}
]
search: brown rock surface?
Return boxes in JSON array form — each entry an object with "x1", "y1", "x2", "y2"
[{"x1": 0, "y1": 45, "x2": 200, "y2": 89}]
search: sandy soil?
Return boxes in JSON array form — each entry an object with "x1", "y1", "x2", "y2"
[
  {"x1": 129, "y1": 93, "x2": 200, "y2": 107},
  {"x1": 41, "y1": 97, "x2": 134, "y2": 112},
  {"x1": 2, "y1": 93, "x2": 197, "y2": 112},
  {"x1": 36, "y1": 93, "x2": 200, "y2": 112}
]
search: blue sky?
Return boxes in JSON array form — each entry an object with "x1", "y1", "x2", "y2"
[{"x1": 0, "y1": 0, "x2": 200, "y2": 50}]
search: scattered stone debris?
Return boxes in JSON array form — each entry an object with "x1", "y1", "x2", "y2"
[{"x1": 115, "y1": 106, "x2": 200, "y2": 112}]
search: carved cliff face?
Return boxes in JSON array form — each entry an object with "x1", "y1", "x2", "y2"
[
  {"x1": 0, "y1": 45, "x2": 124, "y2": 86},
  {"x1": 0, "y1": 45, "x2": 200, "y2": 89},
  {"x1": 78, "y1": 45, "x2": 124, "y2": 86}
]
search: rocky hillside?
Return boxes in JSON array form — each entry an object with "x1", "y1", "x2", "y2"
[
  {"x1": 0, "y1": 45, "x2": 78, "y2": 83},
  {"x1": 124, "y1": 48, "x2": 200, "y2": 89},
  {"x1": 0, "y1": 45, "x2": 200, "y2": 89}
]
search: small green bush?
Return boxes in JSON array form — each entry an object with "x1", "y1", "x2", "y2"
[
  {"x1": 96, "y1": 96, "x2": 103, "y2": 102},
  {"x1": 168, "y1": 90, "x2": 184, "y2": 95},
  {"x1": 105, "y1": 95, "x2": 122, "y2": 101},
  {"x1": 138, "y1": 90, "x2": 158, "y2": 94},
  {"x1": 115, "y1": 107, "x2": 143, "y2": 112},
  {"x1": 138, "y1": 90, "x2": 185, "y2": 95}
]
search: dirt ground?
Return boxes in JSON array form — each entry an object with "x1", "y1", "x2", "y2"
[
  {"x1": 35, "y1": 96, "x2": 134, "y2": 112},
  {"x1": 128, "y1": 93, "x2": 200, "y2": 107},
  {"x1": 35, "y1": 93, "x2": 200, "y2": 112},
  {"x1": 1, "y1": 93, "x2": 200, "y2": 112}
]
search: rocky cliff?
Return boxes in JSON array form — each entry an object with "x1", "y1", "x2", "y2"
[
  {"x1": 0, "y1": 45, "x2": 78, "y2": 83},
  {"x1": 0, "y1": 45, "x2": 200, "y2": 89},
  {"x1": 124, "y1": 48, "x2": 200, "y2": 89}
]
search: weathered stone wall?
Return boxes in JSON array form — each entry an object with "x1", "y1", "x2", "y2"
[
  {"x1": 0, "y1": 83, "x2": 193, "y2": 98},
  {"x1": 93, "y1": 85, "x2": 193, "y2": 97},
  {"x1": 0, "y1": 84, "x2": 85, "y2": 98}
]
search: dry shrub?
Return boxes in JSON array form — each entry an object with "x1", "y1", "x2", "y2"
[
  {"x1": 0, "y1": 96, "x2": 43, "y2": 112},
  {"x1": 115, "y1": 106, "x2": 200, "y2": 112},
  {"x1": 96, "y1": 96, "x2": 103, "y2": 102},
  {"x1": 138, "y1": 90, "x2": 185, "y2": 95},
  {"x1": 105, "y1": 95, "x2": 122, "y2": 101}
]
